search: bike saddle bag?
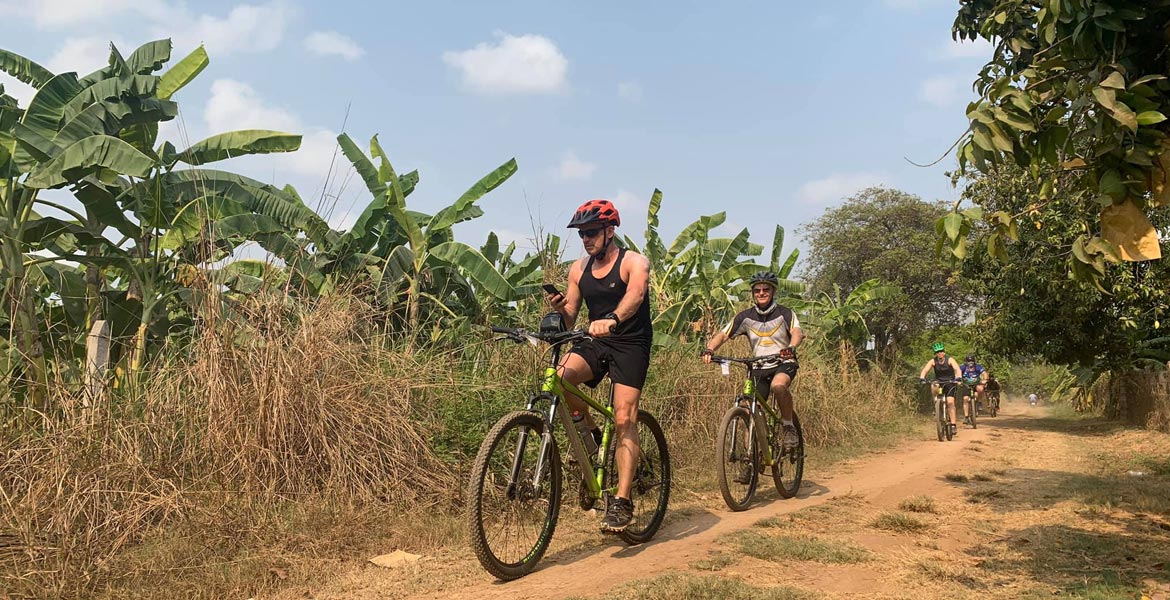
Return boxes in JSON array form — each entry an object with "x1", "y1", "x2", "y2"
[{"x1": 540, "y1": 311, "x2": 566, "y2": 334}]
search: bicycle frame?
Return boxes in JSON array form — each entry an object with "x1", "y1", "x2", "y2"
[
  {"x1": 510, "y1": 341, "x2": 617, "y2": 502},
  {"x1": 730, "y1": 371, "x2": 780, "y2": 469}
]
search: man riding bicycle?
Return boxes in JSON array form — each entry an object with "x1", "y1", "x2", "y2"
[
  {"x1": 960, "y1": 355, "x2": 988, "y2": 425},
  {"x1": 919, "y1": 343, "x2": 961, "y2": 436},
  {"x1": 545, "y1": 199, "x2": 652, "y2": 533},
  {"x1": 700, "y1": 271, "x2": 803, "y2": 455}
]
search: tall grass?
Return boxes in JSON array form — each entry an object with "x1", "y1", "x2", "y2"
[{"x1": 0, "y1": 293, "x2": 916, "y2": 598}]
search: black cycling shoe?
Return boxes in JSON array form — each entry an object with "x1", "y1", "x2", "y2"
[{"x1": 600, "y1": 496, "x2": 635, "y2": 533}]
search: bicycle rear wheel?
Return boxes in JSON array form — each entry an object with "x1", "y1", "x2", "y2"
[
  {"x1": 467, "y1": 410, "x2": 562, "y2": 580},
  {"x1": 603, "y1": 410, "x2": 671, "y2": 544},
  {"x1": 716, "y1": 405, "x2": 758, "y2": 511},
  {"x1": 772, "y1": 414, "x2": 804, "y2": 498},
  {"x1": 969, "y1": 397, "x2": 978, "y2": 429}
]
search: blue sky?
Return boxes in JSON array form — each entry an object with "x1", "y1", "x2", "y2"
[{"x1": 1, "y1": 0, "x2": 991, "y2": 271}]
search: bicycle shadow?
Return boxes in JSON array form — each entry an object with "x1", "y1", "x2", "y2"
[{"x1": 609, "y1": 479, "x2": 832, "y2": 558}]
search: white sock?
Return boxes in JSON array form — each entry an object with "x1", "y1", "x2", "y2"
[{"x1": 782, "y1": 419, "x2": 794, "y2": 427}]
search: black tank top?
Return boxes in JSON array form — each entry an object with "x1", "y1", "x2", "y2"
[
  {"x1": 580, "y1": 248, "x2": 652, "y2": 346},
  {"x1": 933, "y1": 355, "x2": 956, "y2": 380}
]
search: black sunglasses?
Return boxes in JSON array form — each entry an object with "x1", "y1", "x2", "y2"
[
  {"x1": 751, "y1": 287, "x2": 773, "y2": 295},
  {"x1": 578, "y1": 228, "x2": 605, "y2": 239}
]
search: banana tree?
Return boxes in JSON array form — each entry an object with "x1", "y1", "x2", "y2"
[
  {"x1": 8, "y1": 40, "x2": 311, "y2": 380},
  {"x1": 622, "y1": 189, "x2": 804, "y2": 344},
  {"x1": 331, "y1": 133, "x2": 518, "y2": 332},
  {"x1": 802, "y1": 278, "x2": 900, "y2": 353}
]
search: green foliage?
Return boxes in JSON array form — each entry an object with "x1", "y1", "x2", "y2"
[
  {"x1": 951, "y1": 0, "x2": 1170, "y2": 283},
  {"x1": 802, "y1": 187, "x2": 959, "y2": 357},
  {"x1": 958, "y1": 164, "x2": 1170, "y2": 371}
]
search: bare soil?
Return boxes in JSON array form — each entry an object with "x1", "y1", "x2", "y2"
[{"x1": 277, "y1": 400, "x2": 1170, "y2": 599}]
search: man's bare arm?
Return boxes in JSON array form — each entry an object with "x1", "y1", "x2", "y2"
[{"x1": 612, "y1": 252, "x2": 650, "y2": 323}]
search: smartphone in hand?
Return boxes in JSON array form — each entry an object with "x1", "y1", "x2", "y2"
[{"x1": 542, "y1": 284, "x2": 562, "y2": 297}]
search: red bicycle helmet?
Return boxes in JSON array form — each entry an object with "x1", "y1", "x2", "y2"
[{"x1": 567, "y1": 199, "x2": 621, "y2": 228}]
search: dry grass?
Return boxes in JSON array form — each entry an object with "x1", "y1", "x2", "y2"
[
  {"x1": 596, "y1": 573, "x2": 818, "y2": 600},
  {"x1": 870, "y1": 512, "x2": 929, "y2": 534},
  {"x1": 0, "y1": 294, "x2": 918, "y2": 599},
  {"x1": 943, "y1": 473, "x2": 969, "y2": 483},
  {"x1": 723, "y1": 530, "x2": 870, "y2": 564},
  {"x1": 898, "y1": 496, "x2": 937, "y2": 513}
]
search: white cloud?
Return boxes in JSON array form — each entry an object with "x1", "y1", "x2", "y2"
[
  {"x1": 202, "y1": 78, "x2": 339, "y2": 194},
  {"x1": 553, "y1": 151, "x2": 597, "y2": 181},
  {"x1": 170, "y1": 1, "x2": 295, "y2": 56},
  {"x1": 940, "y1": 38, "x2": 993, "y2": 60},
  {"x1": 16, "y1": 0, "x2": 171, "y2": 28},
  {"x1": 46, "y1": 37, "x2": 122, "y2": 76},
  {"x1": 919, "y1": 75, "x2": 974, "y2": 108},
  {"x1": 797, "y1": 173, "x2": 887, "y2": 205},
  {"x1": 205, "y1": 79, "x2": 300, "y2": 133},
  {"x1": 618, "y1": 80, "x2": 643, "y2": 102},
  {"x1": 304, "y1": 31, "x2": 364, "y2": 61},
  {"x1": 442, "y1": 32, "x2": 568, "y2": 95}
]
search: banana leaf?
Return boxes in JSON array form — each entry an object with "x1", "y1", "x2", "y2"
[
  {"x1": 427, "y1": 158, "x2": 517, "y2": 232},
  {"x1": 126, "y1": 39, "x2": 173, "y2": 75},
  {"x1": 0, "y1": 48, "x2": 54, "y2": 88},
  {"x1": 429, "y1": 241, "x2": 515, "y2": 300},
  {"x1": 157, "y1": 46, "x2": 208, "y2": 100},
  {"x1": 176, "y1": 130, "x2": 301, "y2": 165},
  {"x1": 25, "y1": 135, "x2": 155, "y2": 189}
]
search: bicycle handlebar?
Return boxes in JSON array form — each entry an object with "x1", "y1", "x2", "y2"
[
  {"x1": 490, "y1": 326, "x2": 591, "y2": 346},
  {"x1": 708, "y1": 354, "x2": 788, "y2": 368}
]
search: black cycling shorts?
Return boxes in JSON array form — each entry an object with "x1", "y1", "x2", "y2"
[
  {"x1": 569, "y1": 338, "x2": 651, "y2": 390},
  {"x1": 937, "y1": 382, "x2": 959, "y2": 397},
  {"x1": 753, "y1": 361, "x2": 799, "y2": 395}
]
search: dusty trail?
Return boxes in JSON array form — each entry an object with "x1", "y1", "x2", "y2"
[
  {"x1": 299, "y1": 404, "x2": 1019, "y2": 600},
  {"x1": 294, "y1": 400, "x2": 1170, "y2": 599},
  {"x1": 427, "y1": 418, "x2": 990, "y2": 600}
]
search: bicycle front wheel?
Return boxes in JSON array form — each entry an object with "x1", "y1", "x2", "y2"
[
  {"x1": 716, "y1": 405, "x2": 758, "y2": 511},
  {"x1": 935, "y1": 397, "x2": 945, "y2": 442},
  {"x1": 466, "y1": 410, "x2": 562, "y2": 580},
  {"x1": 969, "y1": 398, "x2": 978, "y2": 429},
  {"x1": 772, "y1": 413, "x2": 804, "y2": 498},
  {"x1": 604, "y1": 410, "x2": 671, "y2": 544}
]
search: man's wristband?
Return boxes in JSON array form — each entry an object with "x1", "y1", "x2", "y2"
[
  {"x1": 700, "y1": 348, "x2": 713, "y2": 357},
  {"x1": 601, "y1": 312, "x2": 621, "y2": 327}
]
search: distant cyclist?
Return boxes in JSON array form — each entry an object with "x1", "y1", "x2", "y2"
[
  {"x1": 701, "y1": 271, "x2": 803, "y2": 454},
  {"x1": 1029, "y1": 393, "x2": 1038, "y2": 406},
  {"x1": 919, "y1": 343, "x2": 960, "y2": 436},
  {"x1": 960, "y1": 355, "x2": 987, "y2": 425},
  {"x1": 985, "y1": 372, "x2": 1001, "y2": 413}
]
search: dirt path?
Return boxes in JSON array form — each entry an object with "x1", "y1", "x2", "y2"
[{"x1": 290, "y1": 402, "x2": 1170, "y2": 599}]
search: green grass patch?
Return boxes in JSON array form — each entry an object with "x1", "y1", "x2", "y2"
[
  {"x1": 944, "y1": 473, "x2": 969, "y2": 483},
  {"x1": 598, "y1": 573, "x2": 818, "y2": 600},
  {"x1": 723, "y1": 530, "x2": 869, "y2": 564},
  {"x1": 870, "y1": 511, "x2": 929, "y2": 533},
  {"x1": 898, "y1": 495, "x2": 937, "y2": 513},
  {"x1": 690, "y1": 551, "x2": 736, "y2": 571}
]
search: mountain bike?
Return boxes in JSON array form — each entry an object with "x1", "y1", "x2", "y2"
[
  {"x1": 985, "y1": 387, "x2": 1000, "y2": 417},
  {"x1": 708, "y1": 354, "x2": 804, "y2": 511},
  {"x1": 923, "y1": 378, "x2": 958, "y2": 442},
  {"x1": 466, "y1": 326, "x2": 671, "y2": 581},
  {"x1": 962, "y1": 379, "x2": 979, "y2": 429}
]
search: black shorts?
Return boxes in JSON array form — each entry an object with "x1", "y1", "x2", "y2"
[
  {"x1": 569, "y1": 338, "x2": 651, "y2": 390},
  {"x1": 937, "y1": 382, "x2": 959, "y2": 397},
  {"x1": 753, "y1": 361, "x2": 799, "y2": 396}
]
